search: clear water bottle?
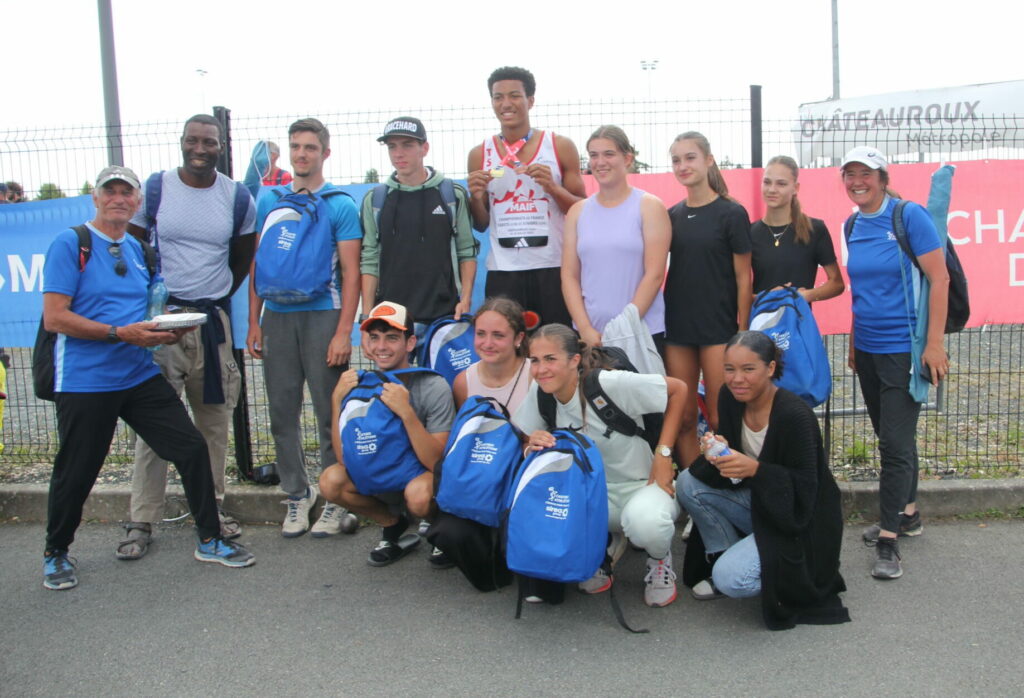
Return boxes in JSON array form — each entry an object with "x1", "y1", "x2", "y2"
[
  {"x1": 703, "y1": 433, "x2": 741, "y2": 484},
  {"x1": 145, "y1": 275, "x2": 168, "y2": 352}
]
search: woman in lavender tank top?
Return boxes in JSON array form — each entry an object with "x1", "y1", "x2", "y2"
[{"x1": 561, "y1": 126, "x2": 670, "y2": 353}]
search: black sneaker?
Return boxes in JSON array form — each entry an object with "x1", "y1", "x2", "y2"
[
  {"x1": 863, "y1": 510, "x2": 923, "y2": 542},
  {"x1": 43, "y1": 551, "x2": 78, "y2": 590},
  {"x1": 869, "y1": 537, "x2": 903, "y2": 580},
  {"x1": 428, "y1": 546, "x2": 455, "y2": 570}
]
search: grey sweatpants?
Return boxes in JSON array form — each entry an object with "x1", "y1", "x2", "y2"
[{"x1": 262, "y1": 308, "x2": 345, "y2": 497}]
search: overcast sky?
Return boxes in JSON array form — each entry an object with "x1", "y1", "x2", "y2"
[{"x1": 4, "y1": 0, "x2": 1022, "y2": 131}]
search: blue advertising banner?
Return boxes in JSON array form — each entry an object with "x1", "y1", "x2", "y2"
[{"x1": 0, "y1": 182, "x2": 490, "y2": 348}]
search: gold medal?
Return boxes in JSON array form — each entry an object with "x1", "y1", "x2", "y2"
[{"x1": 490, "y1": 168, "x2": 505, "y2": 178}]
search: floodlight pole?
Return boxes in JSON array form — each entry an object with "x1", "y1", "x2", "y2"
[
  {"x1": 97, "y1": 0, "x2": 124, "y2": 166},
  {"x1": 831, "y1": 0, "x2": 840, "y2": 99}
]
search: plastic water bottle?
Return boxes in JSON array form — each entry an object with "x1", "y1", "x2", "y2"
[
  {"x1": 703, "y1": 433, "x2": 741, "y2": 484},
  {"x1": 145, "y1": 275, "x2": 168, "y2": 352}
]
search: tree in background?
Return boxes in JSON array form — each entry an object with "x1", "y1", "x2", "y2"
[
  {"x1": 36, "y1": 183, "x2": 66, "y2": 200},
  {"x1": 80, "y1": 181, "x2": 94, "y2": 195},
  {"x1": 364, "y1": 168, "x2": 379, "y2": 184}
]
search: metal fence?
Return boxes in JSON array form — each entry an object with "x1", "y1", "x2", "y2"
[
  {"x1": 3, "y1": 93, "x2": 1023, "y2": 198},
  {"x1": 2, "y1": 92, "x2": 1023, "y2": 480},
  {"x1": 2, "y1": 324, "x2": 1022, "y2": 480}
]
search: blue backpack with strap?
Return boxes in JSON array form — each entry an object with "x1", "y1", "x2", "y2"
[
  {"x1": 254, "y1": 186, "x2": 353, "y2": 304},
  {"x1": 143, "y1": 171, "x2": 250, "y2": 247},
  {"x1": 338, "y1": 368, "x2": 438, "y2": 495},
  {"x1": 435, "y1": 396, "x2": 524, "y2": 528},
  {"x1": 504, "y1": 429, "x2": 609, "y2": 584},
  {"x1": 417, "y1": 314, "x2": 479, "y2": 385},
  {"x1": 749, "y1": 286, "x2": 831, "y2": 407}
]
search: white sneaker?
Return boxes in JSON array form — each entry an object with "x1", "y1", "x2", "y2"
[
  {"x1": 310, "y1": 502, "x2": 359, "y2": 538},
  {"x1": 644, "y1": 553, "x2": 678, "y2": 607},
  {"x1": 681, "y1": 518, "x2": 693, "y2": 541},
  {"x1": 578, "y1": 568, "x2": 612, "y2": 594},
  {"x1": 281, "y1": 486, "x2": 317, "y2": 538}
]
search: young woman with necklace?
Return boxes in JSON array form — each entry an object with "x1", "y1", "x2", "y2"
[
  {"x1": 750, "y1": 155, "x2": 844, "y2": 303},
  {"x1": 677, "y1": 331, "x2": 849, "y2": 630},
  {"x1": 452, "y1": 297, "x2": 531, "y2": 413},
  {"x1": 431, "y1": 296, "x2": 532, "y2": 591}
]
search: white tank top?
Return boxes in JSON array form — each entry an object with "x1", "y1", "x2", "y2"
[
  {"x1": 482, "y1": 130, "x2": 566, "y2": 271},
  {"x1": 464, "y1": 359, "x2": 532, "y2": 414}
]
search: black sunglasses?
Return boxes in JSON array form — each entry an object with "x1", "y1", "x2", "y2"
[{"x1": 107, "y1": 244, "x2": 127, "y2": 277}]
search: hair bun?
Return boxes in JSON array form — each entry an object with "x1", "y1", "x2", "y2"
[{"x1": 523, "y1": 310, "x2": 540, "y2": 331}]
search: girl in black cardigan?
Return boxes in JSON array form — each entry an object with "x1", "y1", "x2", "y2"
[{"x1": 676, "y1": 331, "x2": 850, "y2": 630}]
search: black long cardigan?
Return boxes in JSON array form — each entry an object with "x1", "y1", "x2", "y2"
[{"x1": 683, "y1": 387, "x2": 851, "y2": 630}]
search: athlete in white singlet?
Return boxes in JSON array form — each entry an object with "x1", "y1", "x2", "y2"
[{"x1": 467, "y1": 66, "x2": 585, "y2": 328}]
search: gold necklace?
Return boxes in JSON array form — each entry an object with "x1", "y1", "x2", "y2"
[{"x1": 764, "y1": 221, "x2": 790, "y2": 247}]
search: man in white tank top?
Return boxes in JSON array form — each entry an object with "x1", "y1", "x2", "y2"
[{"x1": 467, "y1": 66, "x2": 586, "y2": 328}]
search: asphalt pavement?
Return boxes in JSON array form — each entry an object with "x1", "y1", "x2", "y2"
[{"x1": 2, "y1": 519, "x2": 1022, "y2": 697}]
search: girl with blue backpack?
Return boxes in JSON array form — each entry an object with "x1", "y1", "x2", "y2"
[
  {"x1": 514, "y1": 324, "x2": 688, "y2": 608},
  {"x1": 676, "y1": 331, "x2": 849, "y2": 630},
  {"x1": 428, "y1": 297, "x2": 532, "y2": 590}
]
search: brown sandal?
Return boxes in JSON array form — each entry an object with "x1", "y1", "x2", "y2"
[
  {"x1": 218, "y1": 508, "x2": 242, "y2": 540},
  {"x1": 115, "y1": 522, "x2": 152, "y2": 560}
]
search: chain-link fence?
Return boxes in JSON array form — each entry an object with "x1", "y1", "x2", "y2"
[
  {"x1": 2, "y1": 324, "x2": 1022, "y2": 479},
  {"x1": 2, "y1": 93, "x2": 1022, "y2": 480}
]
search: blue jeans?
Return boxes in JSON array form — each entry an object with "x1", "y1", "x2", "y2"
[{"x1": 677, "y1": 469, "x2": 761, "y2": 598}]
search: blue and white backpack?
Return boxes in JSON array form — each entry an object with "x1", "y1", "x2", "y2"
[
  {"x1": 749, "y1": 287, "x2": 831, "y2": 407},
  {"x1": 254, "y1": 187, "x2": 353, "y2": 304},
  {"x1": 504, "y1": 429, "x2": 608, "y2": 584},
  {"x1": 417, "y1": 314, "x2": 478, "y2": 385},
  {"x1": 338, "y1": 368, "x2": 437, "y2": 495},
  {"x1": 435, "y1": 396, "x2": 524, "y2": 528}
]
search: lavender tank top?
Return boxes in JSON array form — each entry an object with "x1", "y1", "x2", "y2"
[{"x1": 576, "y1": 188, "x2": 665, "y2": 334}]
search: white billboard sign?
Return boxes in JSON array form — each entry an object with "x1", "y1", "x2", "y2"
[{"x1": 796, "y1": 80, "x2": 1024, "y2": 164}]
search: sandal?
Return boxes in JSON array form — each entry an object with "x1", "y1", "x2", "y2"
[
  {"x1": 218, "y1": 507, "x2": 242, "y2": 540},
  {"x1": 115, "y1": 522, "x2": 152, "y2": 561}
]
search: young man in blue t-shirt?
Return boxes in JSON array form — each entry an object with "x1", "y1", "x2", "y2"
[
  {"x1": 41, "y1": 166, "x2": 255, "y2": 591},
  {"x1": 247, "y1": 118, "x2": 362, "y2": 538}
]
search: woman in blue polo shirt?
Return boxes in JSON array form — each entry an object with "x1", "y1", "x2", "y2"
[{"x1": 841, "y1": 147, "x2": 949, "y2": 582}]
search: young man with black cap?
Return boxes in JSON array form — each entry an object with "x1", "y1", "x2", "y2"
[
  {"x1": 466, "y1": 66, "x2": 586, "y2": 328},
  {"x1": 320, "y1": 301, "x2": 455, "y2": 567},
  {"x1": 360, "y1": 117, "x2": 478, "y2": 335},
  {"x1": 41, "y1": 165, "x2": 254, "y2": 590}
]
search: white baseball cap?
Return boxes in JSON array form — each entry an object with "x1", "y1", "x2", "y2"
[{"x1": 841, "y1": 147, "x2": 888, "y2": 171}]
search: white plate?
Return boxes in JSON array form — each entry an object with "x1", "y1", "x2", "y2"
[{"x1": 150, "y1": 313, "x2": 208, "y2": 330}]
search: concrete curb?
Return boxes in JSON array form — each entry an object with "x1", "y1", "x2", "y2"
[{"x1": 2, "y1": 479, "x2": 1023, "y2": 524}]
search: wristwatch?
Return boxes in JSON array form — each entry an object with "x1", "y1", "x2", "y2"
[
  {"x1": 656, "y1": 445, "x2": 672, "y2": 458},
  {"x1": 106, "y1": 325, "x2": 121, "y2": 343}
]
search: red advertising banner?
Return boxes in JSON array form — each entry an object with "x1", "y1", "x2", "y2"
[{"x1": 587, "y1": 161, "x2": 1024, "y2": 334}]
